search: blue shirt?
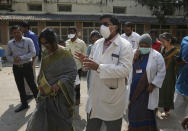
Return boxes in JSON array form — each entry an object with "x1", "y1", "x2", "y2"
[
  {"x1": 6, "y1": 37, "x2": 36, "y2": 65},
  {"x1": 176, "y1": 36, "x2": 188, "y2": 96},
  {"x1": 25, "y1": 30, "x2": 40, "y2": 56}
]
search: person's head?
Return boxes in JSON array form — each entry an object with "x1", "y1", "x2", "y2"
[
  {"x1": 20, "y1": 21, "x2": 30, "y2": 34},
  {"x1": 99, "y1": 14, "x2": 120, "y2": 40},
  {"x1": 139, "y1": 34, "x2": 152, "y2": 55},
  {"x1": 90, "y1": 30, "x2": 101, "y2": 44},
  {"x1": 149, "y1": 30, "x2": 158, "y2": 43},
  {"x1": 11, "y1": 25, "x2": 22, "y2": 41},
  {"x1": 68, "y1": 27, "x2": 77, "y2": 40},
  {"x1": 124, "y1": 22, "x2": 133, "y2": 37},
  {"x1": 159, "y1": 32, "x2": 173, "y2": 47},
  {"x1": 58, "y1": 40, "x2": 66, "y2": 47},
  {"x1": 39, "y1": 28, "x2": 58, "y2": 53}
]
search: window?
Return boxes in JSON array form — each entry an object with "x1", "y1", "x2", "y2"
[
  {"x1": 151, "y1": 24, "x2": 170, "y2": 35},
  {"x1": 0, "y1": 0, "x2": 11, "y2": 10},
  {"x1": 136, "y1": 24, "x2": 145, "y2": 35},
  {"x1": 176, "y1": 25, "x2": 188, "y2": 44},
  {"x1": 83, "y1": 22, "x2": 100, "y2": 44},
  {"x1": 46, "y1": 22, "x2": 60, "y2": 26},
  {"x1": 28, "y1": 4, "x2": 42, "y2": 11},
  {"x1": 113, "y1": 6, "x2": 126, "y2": 14},
  {"x1": 46, "y1": 22, "x2": 75, "y2": 41},
  {"x1": 58, "y1": 4, "x2": 72, "y2": 12},
  {"x1": 0, "y1": 0, "x2": 11, "y2": 4}
]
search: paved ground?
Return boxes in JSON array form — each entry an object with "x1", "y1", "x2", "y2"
[{"x1": 0, "y1": 67, "x2": 185, "y2": 131}]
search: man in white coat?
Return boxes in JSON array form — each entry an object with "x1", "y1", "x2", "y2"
[{"x1": 75, "y1": 15, "x2": 133, "y2": 131}]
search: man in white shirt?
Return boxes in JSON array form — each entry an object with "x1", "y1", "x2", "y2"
[
  {"x1": 66, "y1": 27, "x2": 87, "y2": 105},
  {"x1": 75, "y1": 15, "x2": 133, "y2": 131},
  {"x1": 121, "y1": 22, "x2": 140, "y2": 50}
]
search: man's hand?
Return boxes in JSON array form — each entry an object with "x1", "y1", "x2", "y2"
[
  {"x1": 148, "y1": 84, "x2": 155, "y2": 93},
  {"x1": 14, "y1": 56, "x2": 21, "y2": 63},
  {"x1": 75, "y1": 51, "x2": 87, "y2": 63},
  {"x1": 51, "y1": 84, "x2": 60, "y2": 92},
  {"x1": 182, "y1": 116, "x2": 188, "y2": 129},
  {"x1": 83, "y1": 57, "x2": 99, "y2": 71}
]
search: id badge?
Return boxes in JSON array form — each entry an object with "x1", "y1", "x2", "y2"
[{"x1": 136, "y1": 69, "x2": 142, "y2": 74}]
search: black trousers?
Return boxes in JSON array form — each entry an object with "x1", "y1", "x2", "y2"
[
  {"x1": 75, "y1": 69, "x2": 82, "y2": 99},
  {"x1": 86, "y1": 118, "x2": 122, "y2": 131},
  {"x1": 13, "y1": 62, "x2": 38, "y2": 105}
]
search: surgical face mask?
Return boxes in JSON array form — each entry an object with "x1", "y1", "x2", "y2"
[
  {"x1": 139, "y1": 47, "x2": 151, "y2": 55},
  {"x1": 68, "y1": 34, "x2": 76, "y2": 39},
  {"x1": 100, "y1": 25, "x2": 111, "y2": 39}
]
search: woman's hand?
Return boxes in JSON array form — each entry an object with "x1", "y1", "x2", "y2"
[
  {"x1": 51, "y1": 84, "x2": 60, "y2": 92},
  {"x1": 148, "y1": 84, "x2": 155, "y2": 93},
  {"x1": 133, "y1": 49, "x2": 140, "y2": 62},
  {"x1": 75, "y1": 51, "x2": 87, "y2": 63}
]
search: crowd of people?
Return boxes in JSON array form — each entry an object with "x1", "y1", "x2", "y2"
[{"x1": 5, "y1": 15, "x2": 188, "y2": 131}]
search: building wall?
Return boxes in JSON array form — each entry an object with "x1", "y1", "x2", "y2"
[
  {"x1": 6, "y1": 0, "x2": 158, "y2": 16},
  {"x1": 0, "y1": 0, "x2": 187, "y2": 47}
]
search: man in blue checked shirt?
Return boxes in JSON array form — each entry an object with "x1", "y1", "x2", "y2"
[
  {"x1": 20, "y1": 21, "x2": 40, "y2": 98},
  {"x1": 6, "y1": 25, "x2": 38, "y2": 112}
]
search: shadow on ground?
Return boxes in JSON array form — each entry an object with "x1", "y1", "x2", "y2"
[
  {"x1": 73, "y1": 106, "x2": 87, "y2": 131},
  {"x1": 0, "y1": 104, "x2": 32, "y2": 131}
]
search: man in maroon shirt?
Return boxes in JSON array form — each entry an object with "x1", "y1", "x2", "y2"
[{"x1": 150, "y1": 30, "x2": 162, "y2": 51}]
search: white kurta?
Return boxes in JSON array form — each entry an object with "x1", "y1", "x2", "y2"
[
  {"x1": 88, "y1": 34, "x2": 133, "y2": 121},
  {"x1": 128, "y1": 49, "x2": 166, "y2": 110}
]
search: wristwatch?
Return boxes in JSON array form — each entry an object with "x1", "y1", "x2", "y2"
[{"x1": 97, "y1": 65, "x2": 101, "y2": 73}]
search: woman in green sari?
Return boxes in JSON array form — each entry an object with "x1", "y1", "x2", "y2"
[
  {"x1": 158, "y1": 32, "x2": 179, "y2": 118},
  {"x1": 27, "y1": 28, "x2": 77, "y2": 131}
]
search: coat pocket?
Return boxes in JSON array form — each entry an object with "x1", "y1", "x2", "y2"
[{"x1": 103, "y1": 87, "x2": 117, "y2": 104}]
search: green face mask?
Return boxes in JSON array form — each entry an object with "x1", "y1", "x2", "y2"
[{"x1": 139, "y1": 47, "x2": 151, "y2": 55}]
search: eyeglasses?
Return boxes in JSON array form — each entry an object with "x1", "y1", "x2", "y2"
[{"x1": 101, "y1": 22, "x2": 113, "y2": 27}]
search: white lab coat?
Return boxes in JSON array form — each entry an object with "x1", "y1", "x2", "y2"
[
  {"x1": 87, "y1": 34, "x2": 133, "y2": 121},
  {"x1": 127, "y1": 49, "x2": 166, "y2": 110}
]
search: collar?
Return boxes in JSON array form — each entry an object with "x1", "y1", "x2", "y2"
[
  {"x1": 104, "y1": 34, "x2": 119, "y2": 46},
  {"x1": 69, "y1": 38, "x2": 79, "y2": 43},
  {"x1": 125, "y1": 32, "x2": 133, "y2": 38},
  {"x1": 111, "y1": 34, "x2": 120, "y2": 46},
  {"x1": 13, "y1": 36, "x2": 25, "y2": 43}
]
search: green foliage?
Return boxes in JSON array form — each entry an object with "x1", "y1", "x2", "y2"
[{"x1": 134, "y1": 0, "x2": 187, "y2": 23}]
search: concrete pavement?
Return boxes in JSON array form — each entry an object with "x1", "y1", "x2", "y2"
[{"x1": 0, "y1": 67, "x2": 185, "y2": 131}]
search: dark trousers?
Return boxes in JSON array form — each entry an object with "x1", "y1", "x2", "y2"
[
  {"x1": 86, "y1": 118, "x2": 122, "y2": 131},
  {"x1": 75, "y1": 69, "x2": 82, "y2": 99},
  {"x1": 13, "y1": 62, "x2": 38, "y2": 105}
]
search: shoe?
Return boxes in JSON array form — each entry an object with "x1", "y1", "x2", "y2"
[
  {"x1": 26, "y1": 95, "x2": 34, "y2": 101},
  {"x1": 161, "y1": 112, "x2": 170, "y2": 118},
  {"x1": 75, "y1": 99, "x2": 80, "y2": 105},
  {"x1": 14, "y1": 104, "x2": 29, "y2": 113}
]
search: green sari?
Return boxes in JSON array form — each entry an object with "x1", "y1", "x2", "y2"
[
  {"x1": 26, "y1": 45, "x2": 77, "y2": 131},
  {"x1": 159, "y1": 47, "x2": 179, "y2": 109}
]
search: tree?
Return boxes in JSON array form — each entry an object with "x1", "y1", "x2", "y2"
[{"x1": 134, "y1": 0, "x2": 188, "y2": 23}]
